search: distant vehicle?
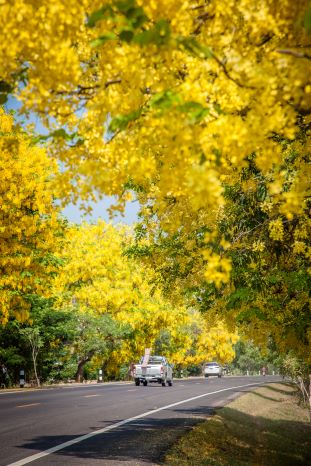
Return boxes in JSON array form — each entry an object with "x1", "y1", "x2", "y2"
[
  {"x1": 203, "y1": 362, "x2": 223, "y2": 378},
  {"x1": 133, "y1": 355, "x2": 173, "y2": 387}
]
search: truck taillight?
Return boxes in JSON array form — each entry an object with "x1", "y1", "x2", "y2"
[
  {"x1": 133, "y1": 365, "x2": 136, "y2": 374},
  {"x1": 160, "y1": 366, "x2": 164, "y2": 373}
]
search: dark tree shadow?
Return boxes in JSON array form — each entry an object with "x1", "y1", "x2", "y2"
[
  {"x1": 16, "y1": 416, "x2": 206, "y2": 465},
  {"x1": 250, "y1": 391, "x2": 283, "y2": 402},
  {"x1": 264, "y1": 383, "x2": 296, "y2": 396}
]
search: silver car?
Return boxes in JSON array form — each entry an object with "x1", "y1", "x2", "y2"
[{"x1": 203, "y1": 362, "x2": 223, "y2": 378}]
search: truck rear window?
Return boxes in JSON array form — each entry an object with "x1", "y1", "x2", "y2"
[{"x1": 140, "y1": 356, "x2": 164, "y2": 364}]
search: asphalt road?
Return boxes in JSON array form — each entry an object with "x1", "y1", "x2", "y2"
[{"x1": 0, "y1": 375, "x2": 281, "y2": 466}]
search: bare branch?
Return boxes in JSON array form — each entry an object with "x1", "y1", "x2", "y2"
[
  {"x1": 193, "y1": 12, "x2": 215, "y2": 35},
  {"x1": 54, "y1": 79, "x2": 121, "y2": 97},
  {"x1": 255, "y1": 33, "x2": 273, "y2": 47},
  {"x1": 104, "y1": 78, "x2": 122, "y2": 88},
  {"x1": 191, "y1": 4, "x2": 206, "y2": 11},
  {"x1": 277, "y1": 49, "x2": 311, "y2": 60}
]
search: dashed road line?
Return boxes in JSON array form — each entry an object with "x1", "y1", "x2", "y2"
[{"x1": 16, "y1": 403, "x2": 40, "y2": 408}]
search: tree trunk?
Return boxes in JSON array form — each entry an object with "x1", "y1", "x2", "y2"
[
  {"x1": 75, "y1": 359, "x2": 89, "y2": 383},
  {"x1": 297, "y1": 375, "x2": 311, "y2": 423},
  {"x1": 307, "y1": 374, "x2": 311, "y2": 423},
  {"x1": 75, "y1": 350, "x2": 96, "y2": 383},
  {"x1": 32, "y1": 349, "x2": 40, "y2": 387}
]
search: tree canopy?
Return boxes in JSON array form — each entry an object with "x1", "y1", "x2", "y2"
[{"x1": 0, "y1": 1, "x2": 310, "y2": 376}]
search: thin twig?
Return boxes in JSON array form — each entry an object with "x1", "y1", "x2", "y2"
[
  {"x1": 54, "y1": 79, "x2": 121, "y2": 96},
  {"x1": 191, "y1": 4, "x2": 206, "y2": 11},
  {"x1": 105, "y1": 78, "x2": 122, "y2": 88},
  {"x1": 277, "y1": 49, "x2": 311, "y2": 60},
  {"x1": 211, "y1": 53, "x2": 256, "y2": 89}
]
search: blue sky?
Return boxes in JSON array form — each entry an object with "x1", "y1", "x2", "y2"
[
  {"x1": 62, "y1": 198, "x2": 140, "y2": 225},
  {"x1": 5, "y1": 96, "x2": 139, "y2": 225}
]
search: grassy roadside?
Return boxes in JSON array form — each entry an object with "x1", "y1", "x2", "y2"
[{"x1": 164, "y1": 383, "x2": 311, "y2": 466}]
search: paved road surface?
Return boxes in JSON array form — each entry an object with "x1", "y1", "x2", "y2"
[{"x1": 0, "y1": 375, "x2": 281, "y2": 466}]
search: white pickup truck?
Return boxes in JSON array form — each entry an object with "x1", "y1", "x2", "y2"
[{"x1": 133, "y1": 355, "x2": 173, "y2": 387}]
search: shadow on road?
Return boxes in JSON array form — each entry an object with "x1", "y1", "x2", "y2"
[{"x1": 16, "y1": 415, "x2": 208, "y2": 464}]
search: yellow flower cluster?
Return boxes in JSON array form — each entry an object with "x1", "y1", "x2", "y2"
[
  {"x1": 268, "y1": 218, "x2": 284, "y2": 241},
  {"x1": 0, "y1": 1, "x2": 308, "y2": 216},
  {"x1": 203, "y1": 251, "x2": 232, "y2": 288}
]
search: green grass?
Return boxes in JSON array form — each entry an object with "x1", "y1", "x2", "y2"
[{"x1": 164, "y1": 383, "x2": 311, "y2": 466}]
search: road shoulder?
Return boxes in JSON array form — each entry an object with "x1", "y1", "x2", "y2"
[{"x1": 164, "y1": 382, "x2": 311, "y2": 466}]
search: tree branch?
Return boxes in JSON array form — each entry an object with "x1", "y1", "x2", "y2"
[
  {"x1": 211, "y1": 53, "x2": 256, "y2": 89},
  {"x1": 277, "y1": 49, "x2": 311, "y2": 60},
  {"x1": 105, "y1": 78, "x2": 122, "y2": 88},
  {"x1": 54, "y1": 78, "x2": 122, "y2": 97}
]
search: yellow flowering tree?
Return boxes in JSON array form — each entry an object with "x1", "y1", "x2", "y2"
[
  {"x1": 53, "y1": 221, "x2": 238, "y2": 377},
  {"x1": 130, "y1": 131, "x2": 310, "y2": 364},
  {"x1": 0, "y1": 110, "x2": 63, "y2": 324}
]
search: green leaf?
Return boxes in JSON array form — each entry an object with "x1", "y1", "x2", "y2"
[
  {"x1": 154, "y1": 19, "x2": 170, "y2": 42},
  {"x1": 51, "y1": 129, "x2": 70, "y2": 139},
  {"x1": 226, "y1": 288, "x2": 253, "y2": 309},
  {"x1": 149, "y1": 92, "x2": 209, "y2": 122},
  {"x1": 304, "y1": 7, "x2": 311, "y2": 34},
  {"x1": 178, "y1": 101, "x2": 210, "y2": 122},
  {"x1": 213, "y1": 103, "x2": 224, "y2": 115},
  {"x1": 0, "y1": 93, "x2": 8, "y2": 104},
  {"x1": 133, "y1": 29, "x2": 156, "y2": 45},
  {"x1": 49, "y1": 129, "x2": 78, "y2": 141},
  {"x1": 133, "y1": 19, "x2": 170, "y2": 46},
  {"x1": 149, "y1": 90, "x2": 181, "y2": 109},
  {"x1": 115, "y1": 0, "x2": 136, "y2": 13},
  {"x1": 74, "y1": 138, "x2": 85, "y2": 147},
  {"x1": 91, "y1": 32, "x2": 117, "y2": 48},
  {"x1": 178, "y1": 37, "x2": 212, "y2": 59},
  {"x1": 87, "y1": 6, "x2": 113, "y2": 28},
  {"x1": 20, "y1": 271, "x2": 33, "y2": 278},
  {"x1": 109, "y1": 109, "x2": 142, "y2": 132},
  {"x1": 116, "y1": 1, "x2": 148, "y2": 29},
  {"x1": 237, "y1": 307, "x2": 266, "y2": 322},
  {"x1": 119, "y1": 29, "x2": 135, "y2": 42},
  {"x1": 0, "y1": 80, "x2": 13, "y2": 104},
  {"x1": 125, "y1": 6, "x2": 148, "y2": 29},
  {"x1": 32, "y1": 129, "x2": 78, "y2": 144},
  {"x1": 0, "y1": 80, "x2": 13, "y2": 93}
]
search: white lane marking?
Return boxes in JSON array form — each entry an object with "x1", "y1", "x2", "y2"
[
  {"x1": 127, "y1": 389, "x2": 137, "y2": 392},
  {"x1": 7, "y1": 382, "x2": 264, "y2": 466},
  {"x1": 83, "y1": 394, "x2": 99, "y2": 398},
  {"x1": 16, "y1": 403, "x2": 40, "y2": 408}
]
